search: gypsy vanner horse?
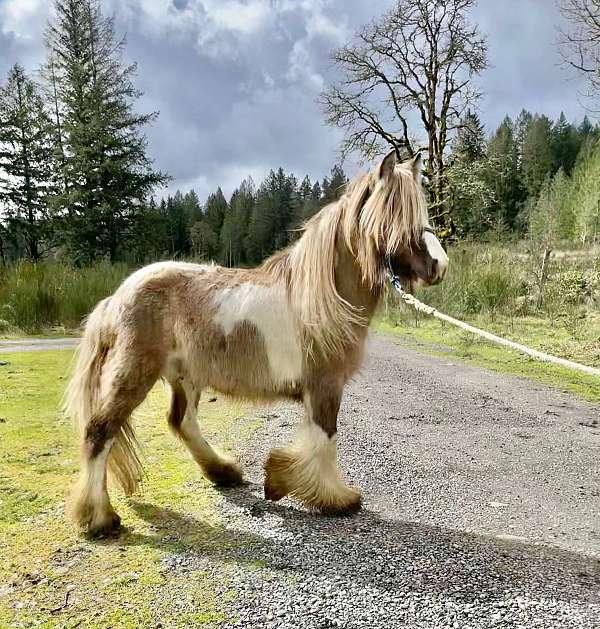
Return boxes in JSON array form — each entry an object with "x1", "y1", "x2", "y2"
[{"x1": 65, "y1": 150, "x2": 449, "y2": 536}]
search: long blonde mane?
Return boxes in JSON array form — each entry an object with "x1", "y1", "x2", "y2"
[{"x1": 264, "y1": 160, "x2": 428, "y2": 359}]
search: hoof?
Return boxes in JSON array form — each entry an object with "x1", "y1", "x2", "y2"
[
  {"x1": 204, "y1": 458, "x2": 243, "y2": 488},
  {"x1": 318, "y1": 490, "x2": 362, "y2": 516},
  {"x1": 88, "y1": 512, "x2": 122, "y2": 538},
  {"x1": 263, "y1": 448, "x2": 292, "y2": 502},
  {"x1": 264, "y1": 476, "x2": 288, "y2": 502}
]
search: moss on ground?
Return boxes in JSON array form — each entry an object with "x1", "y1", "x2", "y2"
[
  {"x1": 0, "y1": 350, "x2": 259, "y2": 629},
  {"x1": 377, "y1": 316, "x2": 600, "y2": 404}
]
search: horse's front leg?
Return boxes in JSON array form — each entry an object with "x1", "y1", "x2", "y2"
[{"x1": 264, "y1": 376, "x2": 361, "y2": 514}]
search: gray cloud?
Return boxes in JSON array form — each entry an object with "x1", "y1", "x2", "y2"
[{"x1": 0, "y1": 0, "x2": 590, "y2": 201}]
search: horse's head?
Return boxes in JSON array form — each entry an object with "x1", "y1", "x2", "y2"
[{"x1": 351, "y1": 149, "x2": 448, "y2": 290}]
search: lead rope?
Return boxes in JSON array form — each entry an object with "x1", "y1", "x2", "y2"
[{"x1": 388, "y1": 270, "x2": 600, "y2": 379}]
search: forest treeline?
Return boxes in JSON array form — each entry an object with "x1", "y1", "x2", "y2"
[{"x1": 1, "y1": 0, "x2": 600, "y2": 269}]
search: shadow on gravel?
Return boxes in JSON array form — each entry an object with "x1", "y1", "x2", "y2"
[
  {"x1": 92, "y1": 484, "x2": 600, "y2": 613},
  {"x1": 113, "y1": 486, "x2": 600, "y2": 610},
  {"x1": 113, "y1": 500, "x2": 263, "y2": 558},
  {"x1": 218, "y1": 484, "x2": 600, "y2": 607}
]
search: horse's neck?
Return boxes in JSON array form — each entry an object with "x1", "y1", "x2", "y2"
[{"x1": 334, "y1": 244, "x2": 381, "y2": 324}]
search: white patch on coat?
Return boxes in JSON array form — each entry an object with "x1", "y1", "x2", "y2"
[
  {"x1": 213, "y1": 283, "x2": 302, "y2": 384},
  {"x1": 423, "y1": 230, "x2": 449, "y2": 277}
]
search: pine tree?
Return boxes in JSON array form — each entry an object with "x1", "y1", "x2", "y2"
[
  {"x1": 323, "y1": 165, "x2": 347, "y2": 203},
  {"x1": 299, "y1": 176, "x2": 312, "y2": 201},
  {"x1": 190, "y1": 220, "x2": 217, "y2": 260},
  {"x1": 204, "y1": 187, "x2": 228, "y2": 237},
  {"x1": 220, "y1": 178, "x2": 254, "y2": 266},
  {"x1": 514, "y1": 109, "x2": 533, "y2": 169},
  {"x1": 486, "y1": 116, "x2": 524, "y2": 228},
  {"x1": 45, "y1": 0, "x2": 167, "y2": 262},
  {"x1": 448, "y1": 110, "x2": 494, "y2": 235},
  {"x1": 246, "y1": 168, "x2": 298, "y2": 262},
  {"x1": 453, "y1": 110, "x2": 486, "y2": 163},
  {"x1": 182, "y1": 189, "x2": 202, "y2": 227},
  {"x1": 0, "y1": 64, "x2": 56, "y2": 260},
  {"x1": 522, "y1": 115, "x2": 554, "y2": 199},
  {"x1": 551, "y1": 112, "x2": 581, "y2": 175},
  {"x1": 162, "y1": 193, "x2": 189, "y2": 255}
]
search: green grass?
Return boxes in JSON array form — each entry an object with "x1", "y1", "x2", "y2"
[
  {"x1": 377, "y1": 315, "x2": 600, "y2": 404},
  {"x1": 0, "y1": 261, "x2": 131, "y2": 334},
  {"x1": 0, "y1": 350, "x2": 260, "y2": 629}
]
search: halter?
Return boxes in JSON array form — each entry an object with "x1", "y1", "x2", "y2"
[{"x1": 387, "y1": 226, "x2": 436, "y2": 290}]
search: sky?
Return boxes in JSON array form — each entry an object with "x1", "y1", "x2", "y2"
[{"x1": 0, "y1": 0, "x2": 591, "y2": 201}]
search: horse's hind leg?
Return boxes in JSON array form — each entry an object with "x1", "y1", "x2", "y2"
[
  {"x1": 264, "y1": 376, "x2": 361, "y2": 514},
  {"x1": 167, "y1": 381, "x2": 242, "y2": 487},
  {"x1": 72, "y1": 350, "x2": 159, "y2": 536}
]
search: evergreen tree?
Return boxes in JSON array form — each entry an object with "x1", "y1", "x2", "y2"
[
  {"x1": 448, "y1": 110, "x2": 495, "y2": 235},
  {"x1": 299, "y1": 175, "x2": 312, "y2": 201},
  {"x1": 190, "y1": 220, "x2": 217, "y2": 260},
  {"x1": 0, "y1": 64, "x2": 56, "y2": 260},
  {"x1": 486, "y1": 116, "x2": 523, "y2": 228},
  {"x1": 182, "y1": 189, "x2": 202, "y2": 227},
  {"x1": 579, "y1": 115, "x2": 594, "y2": 138},
  {"x1": 246, "y1": 168, "x2": 298, "y2": 262},
  {"x1": 163, "y1": 193, "x2": 189, "y2": 255},
  {"x1": 514, "y1": 109, "x2": 533, "y2": 168},
  {"x1": 45, "y1": 0, "x2": 167, "y2": 262},
  {"x1": 454, "y1": 110, "x2": 486, "y2": 163},
  {"x1": 204, "y1": 187, "x2": 227, "y2": 241},
  {"x1": 311, "y1": 181, "x2": 322, "y2": 203},
  {"x1": 220, "y1": 178, "x2": 254, "y2": 266},
  {"x1": 323, "y1": 165, "x2": 347, "y2": 203},
  {"x1": 522, "y1": 115, "x2": 554, "y2": 199},
  {"x1": 551, "y1": 112, "x2": 581, "y2": 175}
]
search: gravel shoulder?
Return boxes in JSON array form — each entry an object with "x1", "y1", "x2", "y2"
[{"x1": 209, "y1": 332, "x2": 600, "y2": 628}]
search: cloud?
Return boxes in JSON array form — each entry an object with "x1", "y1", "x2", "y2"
[{"x1": 0, "y1": 0, "x2": 591, "y2": 202}]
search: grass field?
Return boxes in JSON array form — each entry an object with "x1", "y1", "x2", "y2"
[{"x1": 0, "y1": 350, "x2": 260, "y2": 629}]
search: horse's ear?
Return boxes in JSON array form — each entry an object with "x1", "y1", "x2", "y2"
[
  {"x1": 378, "y1": 149, "x2": 397, "y2": 179},
  {"x1": 408, "y1": 151, "x2": 423, "y2": 180}
]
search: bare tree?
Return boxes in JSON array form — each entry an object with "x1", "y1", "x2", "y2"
[
  {"x1": 558, "y1": 0, "x2": 600, "y2": 102},
  {"x1": 320, "y1": 0, "x2": 488, "y2": 227}
]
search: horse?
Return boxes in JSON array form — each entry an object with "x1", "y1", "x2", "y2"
[{"x1": 65, "y1": 149, "x2": 449, "y2": 536}]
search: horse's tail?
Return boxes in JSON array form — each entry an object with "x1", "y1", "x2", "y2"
[{"x1": 64, "y1": 297, "x2": 143, "y2": 495}]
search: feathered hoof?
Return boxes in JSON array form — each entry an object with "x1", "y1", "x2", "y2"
[
  {"x1": 263, "y1": 448, "x2": 293, "y2": 502},
  {"x1": 264, "y1": 448, "x2": 362, "y2": 515},
  {"x1": 315, "y1": 487, "x2": 362, "y2": 516},
  {"x1": 71, "y1": 498, "x2": 122, "y2": 538},
  {"x1": 87, "y1": 512, "x2": 122, "y2": 538},
  {"x1": 203, "y1": 456, "x2": 243, "y2": 487}
]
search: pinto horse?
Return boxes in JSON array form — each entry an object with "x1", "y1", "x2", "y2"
[{"x1": 65, "y1": 150, "x2": 448, "y2": 536}]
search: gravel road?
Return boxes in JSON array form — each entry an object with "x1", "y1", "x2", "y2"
[
  {"x1": 0, "y1": 337, "x2": 78, "y2": 352},
  {"x1": 202, "y1": 333, "x2": 600, "y2": 628}
]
